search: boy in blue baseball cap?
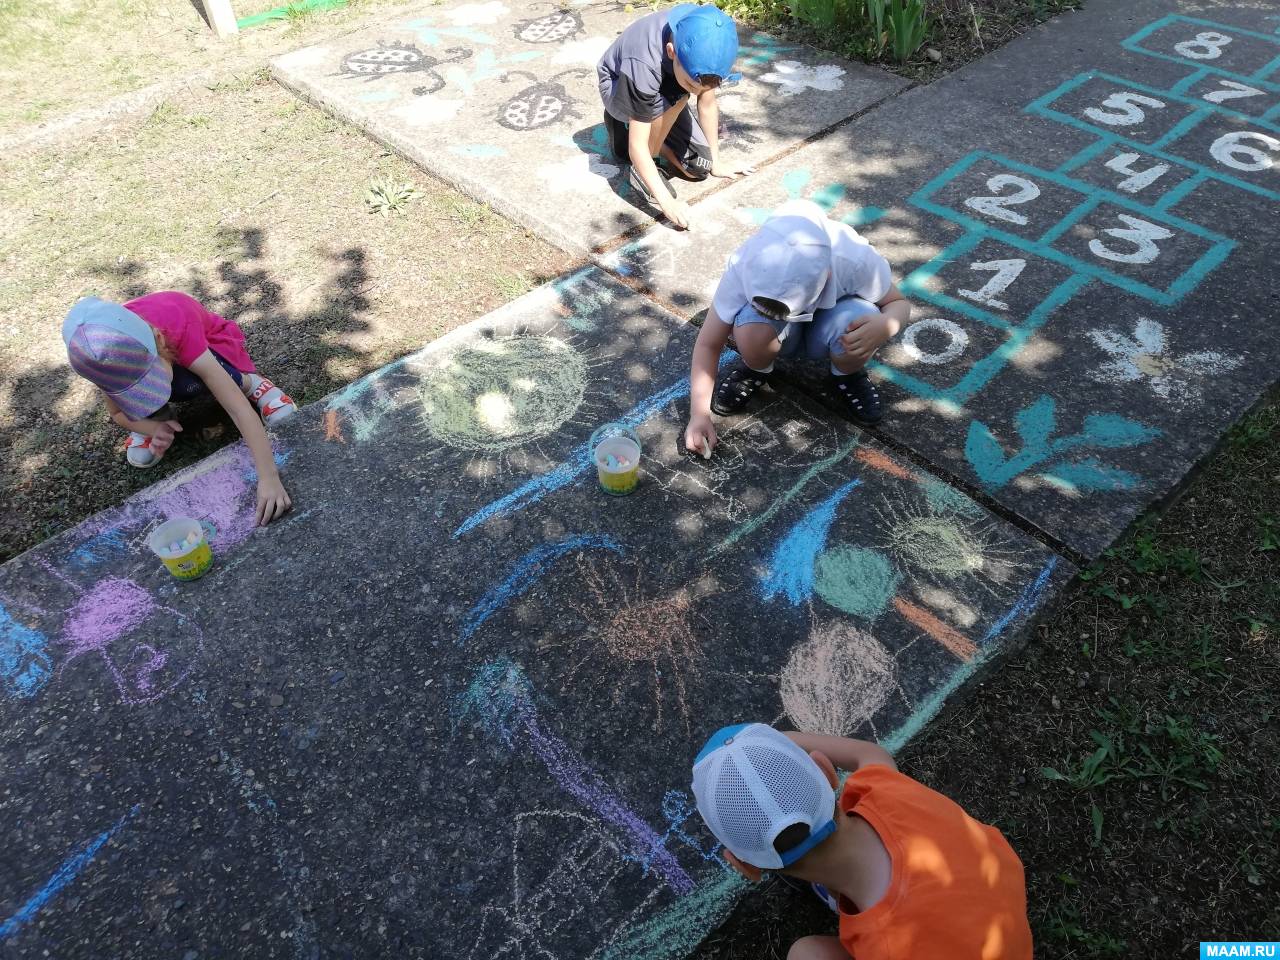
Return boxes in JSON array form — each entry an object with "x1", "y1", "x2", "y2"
[{"x1": 597, "y1": 3, "x2": 755, "y2": 229}]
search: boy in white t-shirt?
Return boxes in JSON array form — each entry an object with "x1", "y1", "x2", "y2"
[{"x1": 684, "y1": 200, "x2": 911, "y2": 455}]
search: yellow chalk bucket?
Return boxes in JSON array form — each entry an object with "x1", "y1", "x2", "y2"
[
  {"x1": 148, "y1": 517, "x2": 213, "y2": 581},
  {"x1": 591, "y1": 423, "x2": 641, "y2": 496}
]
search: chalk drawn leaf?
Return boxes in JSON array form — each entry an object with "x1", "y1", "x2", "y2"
[
  {"x1": 445, "y1": 1, "x2": 508, "y2": 25},
  {"x1": 390, "y1": 97, "x2": 466, "y2": 126},
  {"x1": 536, "y1": 153, "x2": 620, "y2": 194},
  {"x1": 1042, "y1": 458, "x2": 1140, "y2": 493},
  {"x1": 964, "y1": 421, "x2": 1008, "y2": 488},
  {"x1": 758, "y1": 61, "x2": 846, "y2": 96},
  {"x1": 1013, "y1": 394, "x2": 1056, "y2": 450},
  {"x1": 1076, "y1": 414, "x2": 1162, "y2": 449},
  {"x1": 552, "y1": 36, "x2": 612, "y2": 65},
  {"x1": 812, "y1": 182, "x2": 845, "y2": 211}
]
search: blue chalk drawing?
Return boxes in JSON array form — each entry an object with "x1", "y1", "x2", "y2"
[
  {"x1": 813, "y1": 546, "x2": 900, "y2": 619},
  {"x1": 1121, "y1": 15, "x2": 1280, "y2": 85},
  {"x1": 459, "y1": 534, "x2": 624, "y2": 642},
  {"x1": 403, "y1": 17, "x2": 496, "y2": 47},
  {"x1": 551, "y1": 267, "x2": 617, "y2": 332},
  {"x1": 882, "y1": 557, "x2": 1060, "y2": 754},
  {"x1": 647, "y1": 791, "x2": 729, "y2": 872},
  {"x1": 450, "y1": 144, "x2": 508, "y2": 158},
  {"x1": 759, "y1": 478, "x2": 862, "y2": 604},
  {"x1": 0, "y1": 806, "x2": 139, "y2": 940},
  {"x1": 69, "y1": 528, "x2": 129, "y2": 569},
  {"x1": 453, "y1": 364, "x2": 722, "y2": 538},
  {"x1": 0, "y1": 603, "x2": 51, "y2": 700},
  {"x1": 910, "y1": 151, "x2": 1237, "y2": 305},
  {"x1": 738, "y1": 32, "x2": 800, "y2": 66},
  {"x1": 964, "y1": 395, "x2": 1161, "y2": 494},
  {"x1": 240, "y1": 449, "x2": 292, "y2": 483},
  {"x1": 444, "y1": 49, "x2": 544, "y2": 95},
  {"x1": 739, "y1": 167, "x2": 886, "y2": 229},
  {"x1": 358, "y1": 90, "x2": 399, "y2": 103},
  {"x1": 453, "y1": 659, "x2": 695, "y2": 894}
]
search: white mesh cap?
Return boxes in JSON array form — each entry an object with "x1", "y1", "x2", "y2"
[{"x1": 691, "y1": 723, "x2": 836, "y2": 870}]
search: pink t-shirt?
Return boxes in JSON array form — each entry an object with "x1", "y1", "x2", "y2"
[{"x1": 124, "y1": 291, "x2": 256, "y2": 373}]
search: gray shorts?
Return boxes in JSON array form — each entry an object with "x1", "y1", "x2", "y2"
[{"x1": 597, "y1": 66, "x2": 710, "y2": 165}]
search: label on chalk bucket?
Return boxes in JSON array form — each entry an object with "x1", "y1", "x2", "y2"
[
  {"x1": 148, "y1": 518, "x2": 214, "y2": 581},
  {"x1": 590, "y1": 424, "x2": 641, "y2": 497}
]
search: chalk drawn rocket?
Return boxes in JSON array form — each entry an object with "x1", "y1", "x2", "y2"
[
  {"x1": 512, "y1": 5, "x2": 585, "y2": 44},
  {"x1": 496, "y1": 69, "x2": 587, "y2": 131},
  {"x1": 339, "y1": 43, "x2": 472, "y2": 96}
]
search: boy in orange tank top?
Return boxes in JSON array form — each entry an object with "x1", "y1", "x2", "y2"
[{"x1": 691, "y1": 724, "x2": 1033, "y2": 959}]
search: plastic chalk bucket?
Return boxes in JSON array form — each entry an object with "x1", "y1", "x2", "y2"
[
  {"x1": 591, "y1": 423, "x2": 641, "y2": 496},
  {"x1": 148, "y1": 517, "x2": 214, "y2": 581}
]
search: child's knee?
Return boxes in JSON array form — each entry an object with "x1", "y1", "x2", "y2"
[
  {"x1": 734, "y1": 323, "x2": 781, "y2": 370},
  {"x1": 788, "y1": 936, "x2": 846, "y2": 960}
]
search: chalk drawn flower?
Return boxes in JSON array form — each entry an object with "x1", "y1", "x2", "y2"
[
  {"x1": 536, "y1": 153, "x2": 620, "y2": 194},
  {"x1": 389, "y1": 97, "x2": 466, "y2": 127},
  {"x1": 551, "y1": 35, "x2": 612, "y2": 66},
  {"x1": 758, "y1": 61, "x2": 845, "y2": 97},
  {"x1": 445, "y1": 1, "x2": 508, "y2": 25},
  {"x1": 1088, "y1": 317, "x2": 1241, "y2": 407}
]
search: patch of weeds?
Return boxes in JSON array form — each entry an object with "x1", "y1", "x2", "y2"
[
  {"x1": 283, "y1": 0, "x2": 320, "y2": 29},
  {"x1": 1257, "y1": 514, "x2": 1278, "y2": 552},
  {"x1": 1041, "y1": 901, "x2": 1126, "y2": 957},
  {"x1": 208, "y1": 68, "x2": 273, "y2": 95},
  {"x1": 437, "y1": 194, "x2": 490, "y2": 226},
  {"x1": 492, "y1": 273, "x2": 534, "y2": 300},
  {"x1": 364, "y1": 177, "x2": 421, "y2": 217}
]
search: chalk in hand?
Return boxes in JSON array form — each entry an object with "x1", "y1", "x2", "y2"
[{"x1": 699, "y1": 438, "x2": 712, "y2": 461}]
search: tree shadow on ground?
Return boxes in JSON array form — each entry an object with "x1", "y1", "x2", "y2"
[{"x1": 0, "y1": 227, "x2": 376, "y2": 564}]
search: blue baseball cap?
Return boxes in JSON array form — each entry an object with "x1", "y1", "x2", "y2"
[{"x1": 666, "y1": 4, "x2": 740, "y2": 83}]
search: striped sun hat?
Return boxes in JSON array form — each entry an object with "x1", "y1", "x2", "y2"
[{"x1": 62, "y1": 297, "x2": 171, "y2": 420}]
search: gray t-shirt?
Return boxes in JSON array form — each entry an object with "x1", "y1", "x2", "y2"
[{"x1": 597, "y1": 9, "x2": 688, "y2": 121}]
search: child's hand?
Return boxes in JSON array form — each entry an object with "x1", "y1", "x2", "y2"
[
  {"x1": 149, "y1": 420, "x2": 183, "y2": 454},
  {"x1": 710, "y1": 160, "x2": 754, "y2": 180},
  {"x1": 660, "y1": 196, "x2": 692, "y2": 230},
  {"x1": 684, "y1": 416, "x2": 717, "y2": 459},
  {"x1": 255, "y1": 476, "x2": 293, "y2": 526},
  {"x1": 838, "y1": 313, "x2": 892, "y2": 364}
]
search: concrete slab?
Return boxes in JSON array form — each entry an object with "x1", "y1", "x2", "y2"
[
  {"x1": 0, "y1": 268, "x2": 1069, "y2": 958},
  {"x1": 270, "y1": 0, "x2": 906, "y2": 254},
  {"x1": 599, "y1": 0, "x2": 1280, "y2": 558}
]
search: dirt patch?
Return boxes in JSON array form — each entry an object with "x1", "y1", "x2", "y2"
[
  {"x1": 0, "y1": 70, "x2": 573, "y2": 561},
  {"x1": 692, "y1": 403, "x2": 1280, "y2": 958}
]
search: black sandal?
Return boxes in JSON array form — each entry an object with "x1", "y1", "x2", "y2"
[
  {"x1": 830, "y1": 370, "x2": 884, "y2": 425},
  {"x1": 712, "y1": 360, "x2": 771, "y2": 416}
]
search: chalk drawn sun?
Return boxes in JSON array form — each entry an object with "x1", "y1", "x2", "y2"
[
  {"x1": 418, "y1": 335, "x2": 588, "y2": 452},
  {"x1": 558, "y1": 560, "x2": 708, "y2": 731}
]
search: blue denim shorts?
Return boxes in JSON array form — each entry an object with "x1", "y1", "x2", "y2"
[{"x1": 733, "y1": 297, "x2": 880, "y2": 360}]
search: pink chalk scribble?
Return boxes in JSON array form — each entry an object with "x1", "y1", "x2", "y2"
[{"x1": 60, "y1": 577, "x2": 204, "y2": 706}]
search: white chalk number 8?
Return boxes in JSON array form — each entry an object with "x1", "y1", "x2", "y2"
[{"x1": 1174, "y1": 31, "x2": 1232, "y2": 60}]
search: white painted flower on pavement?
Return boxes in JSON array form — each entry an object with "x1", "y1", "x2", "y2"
[
  {"x1": 758, "y1": 61, "x2": 845, "y2": 97},
  {"x1": 552, "y1": 36, "x2": 611, "y2": 65},
  {"x1": 1088, "y1": 317, "x2": 1241, "y2": 407},
  {"x1": 445, "y1": 2, "x2": 508, "y2": 25},
  {"x1": 390, "y1": 97, "x2": 466, "y2": 127},
  {"x1": 537, "y1": 153, "x2": 620, "y2": 194}
]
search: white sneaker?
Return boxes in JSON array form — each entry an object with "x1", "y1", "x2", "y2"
[
  {"x1": 244, "y1": 374, "x2": 298, "y2": 427},
  {"x1": 124, "y1": 431, "x2": 162, "y2": 468}
]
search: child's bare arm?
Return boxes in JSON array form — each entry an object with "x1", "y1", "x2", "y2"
[
  {"x1": 684, "y1": 311, "x2": 730, "y2": 456},
  {"x1": 876, "y1": 283, "x2": 911, "y2": 336},
  {"x1": 188, "y1": 351, "x2": 292, "y2": 525},
  {"x1": 783, "y1": 731, "x2": 898, "y2": 773}
]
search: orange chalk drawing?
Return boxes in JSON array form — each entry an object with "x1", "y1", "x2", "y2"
[
  {"x1": 323, "y1": 409, "x2": 346, "y2": 443},
  {"x1": 893, "y1": 596, "x2": 977, "y2": 661},
  {"x1": 855, "y1": 447, "x2": 915, "y2": 482}
]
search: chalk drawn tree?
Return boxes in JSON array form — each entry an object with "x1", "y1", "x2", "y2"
[{"x1": 964, "y1": 395, "x2": 1161, "y2": 493}]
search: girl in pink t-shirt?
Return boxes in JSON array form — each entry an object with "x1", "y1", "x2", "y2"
[{"x1": 62, "y1": 292, "x2": 297, "y2": 525}]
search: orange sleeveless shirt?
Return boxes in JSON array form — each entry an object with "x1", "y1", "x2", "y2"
[{"x1": 837, "y1": 765, "x2": 1033, "y2": 959}]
